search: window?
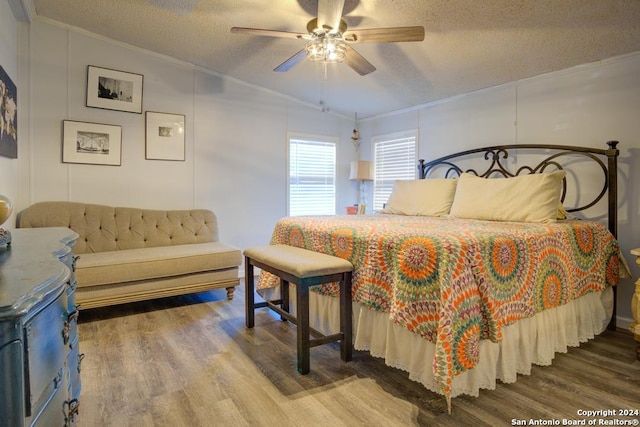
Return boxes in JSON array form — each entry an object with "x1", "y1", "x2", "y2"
[
  {"x1": 372, "y1": 131, "x2": 417, "y2": 211},
  {"x1": 288, "y1": 134, "x2": 337, "y2": 216}
]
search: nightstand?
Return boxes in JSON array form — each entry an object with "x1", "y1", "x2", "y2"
[{"x1": 629, "y1": 248, "x2": 640, "y2": 360}]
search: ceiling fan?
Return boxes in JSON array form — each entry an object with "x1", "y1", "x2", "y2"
[{"x1": 230, "y1": 0, "x2": 425, "y2": 76}]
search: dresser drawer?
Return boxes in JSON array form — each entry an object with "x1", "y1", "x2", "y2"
[
  {"x1": 23, "y1": 292, "x2": 67, "y2": 417},
  {"x1": 0, "y1": 340, "x2": 24, "y2": 426},
  {"x1": 29, "y1": 380, "x2": 66, "y2": 427}
]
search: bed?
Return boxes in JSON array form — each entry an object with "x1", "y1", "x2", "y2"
[{"x1": 256, "y1": 141, "x2": 629, "y2": 412}]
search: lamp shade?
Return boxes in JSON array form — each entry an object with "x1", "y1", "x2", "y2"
[{"x1": 349, "y1": 161, "x2": 374, "y2": 181}]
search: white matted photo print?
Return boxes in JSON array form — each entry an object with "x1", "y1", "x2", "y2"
[
  {"x1": 145, "y1": 111, "x2": 185, "y2": 161},
  {"x1": 86, "y1": 65, "x2": 143, "y2": 113},
  {"x1": 62, "y1": 120, "x2": 122, "y2": 166}
]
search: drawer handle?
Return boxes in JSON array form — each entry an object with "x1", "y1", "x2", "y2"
[
  {"x1": 68, "y1": 308, "x2": 80, "y2": 322},
  {"x1": 64, "y1": 398, "x2": 80, "y2": 427},
  {"x1": 62, "y1": 321, "x2": 70, "y2": 345},
  {"x1": 62, "y1": 309, "x2": 79, "y2": 346},
  {"x1": 54, "y1": 369, "x2": 63, "y2": 390},
  {"x1": 78, "y1": 353, "x2": 85, "y2": 374}
]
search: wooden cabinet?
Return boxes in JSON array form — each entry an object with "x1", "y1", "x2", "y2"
[{"x1": 0, "y1": 228, "x2": 81, "y2": 426}]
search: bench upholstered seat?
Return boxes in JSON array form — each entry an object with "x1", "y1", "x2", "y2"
[{"x1": 243, "y1": 244, "x2": 353, "y2": 280}]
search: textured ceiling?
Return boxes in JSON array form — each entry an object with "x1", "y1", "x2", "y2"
[{"x1": 31, "y1": 0, "x2": 640, "y2": 118}]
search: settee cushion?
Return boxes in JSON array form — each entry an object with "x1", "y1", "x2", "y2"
[{"x1": 75, "y1": 242, "x2": 241, "y2": 287}]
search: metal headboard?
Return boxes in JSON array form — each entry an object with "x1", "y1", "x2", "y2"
[
  {"x1": 418, "y1": 141, "x2": 621, "y2": 330},
  {"x1": 418, "y1": 141, "x2": 620, "y2": 238}
]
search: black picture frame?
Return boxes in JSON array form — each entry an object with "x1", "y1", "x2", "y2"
[
  {"x1": 86, "y1": 65, "x2": 143, "y2": 114},
  {"x1": 145, "y1": 111, "x2": 186, "y2": 161},
  {"x1": 0, "y1": 65, "x2": 17, "y2": 159},
  {"x1": 62, "y1": 120, "x2": 122, "y2": 166}
]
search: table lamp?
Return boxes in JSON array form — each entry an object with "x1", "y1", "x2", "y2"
[{"x1": 349, "y1": 161, "x2": 374, "y2": 214}]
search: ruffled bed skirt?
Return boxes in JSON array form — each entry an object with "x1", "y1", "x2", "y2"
[{"x1": 258, "y1": 286, "x2": 613, "y2": 398}]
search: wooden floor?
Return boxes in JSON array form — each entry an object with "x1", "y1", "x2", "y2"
[{"x1": 76, "y1": 282, "x2": 640, "y2": 426}]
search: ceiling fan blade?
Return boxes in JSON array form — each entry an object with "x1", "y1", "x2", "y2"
[
  {"x1": 317, "y1": 0, "x2": 345, "y2": 33},
  {"x1": 344, "y1": 26, "x2": 425, "y2": 43},
  {"x1": 274, "y1": 49, "x2": 308, "y2": 72},
  {"x1": 230, "y1": 27, "x2": 305, "y2": 40},
  {"x1": 344, "y1": 45, "x2": 376, "y2": 76}
]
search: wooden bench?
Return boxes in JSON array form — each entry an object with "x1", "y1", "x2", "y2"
[{"x1": 243, "y1": 244, "x2": 353, "y2": 374}]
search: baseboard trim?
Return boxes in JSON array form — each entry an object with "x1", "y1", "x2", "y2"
[{"x1": 616, "y1": 315, "x2": 633, "y2": 332}]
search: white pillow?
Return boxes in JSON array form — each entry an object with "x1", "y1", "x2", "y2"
[
  {"x1": 448, "y1": 171, "x2": 566, "y2": 223},
  {"x1": 381, "y1": 179, "x2": 458, "y2": 216}
]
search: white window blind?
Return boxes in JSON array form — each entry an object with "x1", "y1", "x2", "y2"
[
  {"x1": 289, "y1": 137, "x2": 336, "y2": 216},
  {"x1": 373, "y1": 133, "x2": 417, "y2": 211}
]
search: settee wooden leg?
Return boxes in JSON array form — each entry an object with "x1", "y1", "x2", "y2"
[{"x1": 226, "y1": 286, "x2": 235, "y2": 300}]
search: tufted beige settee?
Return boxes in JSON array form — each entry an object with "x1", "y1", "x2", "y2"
[{"x1": 17, "y1": 201, "x2": 242, "y2": 309}]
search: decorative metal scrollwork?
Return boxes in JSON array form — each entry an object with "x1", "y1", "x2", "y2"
[{"x1": 418, "y1": 142, "x2": 619, "y2": 217}]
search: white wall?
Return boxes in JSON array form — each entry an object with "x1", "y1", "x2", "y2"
[
  {"x1": 361, "y1": 52, "x2": 640, "y2": 326},
  {"x1": 0, "y1": 0, "x2": 19, "y2": 229},
  {"x1": 17, "y1": 19, "x2": 358, "y2": 252}
]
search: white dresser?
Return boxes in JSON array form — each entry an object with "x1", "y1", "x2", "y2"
[{"x1": 0, "y1": 228, "x2": 82, "y2": 426}]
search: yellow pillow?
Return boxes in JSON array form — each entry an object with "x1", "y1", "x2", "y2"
[
  {"x1": 381, "y1": 179, "x2": 458, "y2": 216},
  {"x1": 448, "y1": 171, "x2": 566, "y2": 223}
]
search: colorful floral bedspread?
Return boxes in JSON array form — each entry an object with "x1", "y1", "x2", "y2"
[{"x1": 256, "y1": 214, "x2": 626, "y2": 400}]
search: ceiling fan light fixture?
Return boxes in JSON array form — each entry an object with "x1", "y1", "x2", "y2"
[{"x1": 305, "y1": 37, "x2": 346, "y2": 63}]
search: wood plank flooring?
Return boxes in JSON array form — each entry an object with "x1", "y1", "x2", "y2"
[{"x1": 76, "y1": 282, "x2": 640, "y2": 426}]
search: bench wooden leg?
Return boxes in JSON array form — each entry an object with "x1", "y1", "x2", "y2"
[
  {"x1": 340, "y1": 271, "x2": 353, "y2": 362},
  {"x1": 280, "y1": 278, "x2": 289, "y2": 322},
  {"x1": 244, "y1": 257, "x2": 255, "y2": 329},
  {"x1": 296, "y1": 284, "x2": 310, "y2": 374}
]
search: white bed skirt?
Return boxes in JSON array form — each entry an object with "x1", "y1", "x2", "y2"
[{"x1": 258, "y1": 286, "x2": 613, "y2": 398}]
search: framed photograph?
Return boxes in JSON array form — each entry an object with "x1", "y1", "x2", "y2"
[
  {"x1": 145, "y1": 111, "x2": 185, "y2": 161},
  {"x1": 86, "y1": 65, "x2": 143, "y2": 113},
  {"x1": 0, "y1": 65, "x2": 17, "y2": 159},
  {"x1": 62, "y1": 120, "x2": 122, "y2": 166}
]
